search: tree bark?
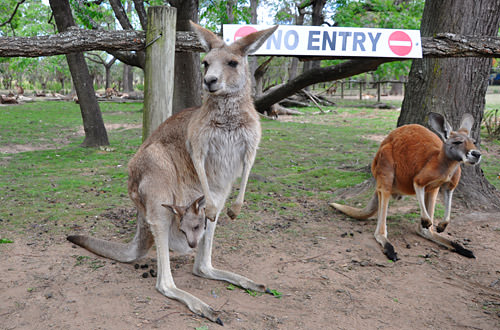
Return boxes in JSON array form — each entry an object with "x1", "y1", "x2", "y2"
[
  {"x1": 122, "y1": 64, "x2": 134, "y2": 92},
  {"x1": 49, "y1": 0, "x2": 109, "y2": 147},
  {"x1": 168, "y1": 0, "x2": 201, "y2": 114},
  {"x1": 398, "y1": 0, "x2": 500, "y2": 210}
]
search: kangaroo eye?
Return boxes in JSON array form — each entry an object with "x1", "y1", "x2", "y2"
[
  {"x1": 452, "y1": 141, "x2": 463, "y2": 145},
  {"x1": 228, "y1": 60, "x2": 238, "y2": 68},
  {"x1": 194, "y1": 225, "x2": 200, "y2": 231},
  {"x1": 202, "y1": 61, "x2": 209, "y2": 68}
]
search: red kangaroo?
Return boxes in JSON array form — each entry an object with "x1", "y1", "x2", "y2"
[{"x1": 330, "y1": 112, "x2": 481, "y2": 261}]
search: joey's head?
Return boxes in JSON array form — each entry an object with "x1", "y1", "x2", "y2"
[
  {"x1": 428, "y1": 112, "x2": 481, "y2": 165},
  {"x1": 161, "y1": 196, "x2": 206, "y2": 249},
  {"x1": 190, "y1": 21, "x2": 278, "y2": 96}
]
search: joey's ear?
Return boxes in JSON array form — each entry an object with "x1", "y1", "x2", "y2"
[
  {"x1": 193, "y1": 195, "x2": 206, "y2": 211},
  {"x1": 428, "y1": 112, "x2": 452, "y2": 141},
  {"x1": 459, "y1": 113, "x2": 474, "y2": 136},
  {"x1": 190, "y1": 20, "x2": 224, "y2": 52},
  {"x1": 231, "y1": 25, "x2": 279, "y2": 55},
  {"x1": 161, "y1": 204, "x2": 185, "y2": 217}
]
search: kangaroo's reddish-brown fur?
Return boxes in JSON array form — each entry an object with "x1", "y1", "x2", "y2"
[{"x1": 330, "y1": 112, "x2": 481, "y2": 261}]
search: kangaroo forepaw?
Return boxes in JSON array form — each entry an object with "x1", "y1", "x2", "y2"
[
  {"x1": 436, "y1": 222, "x2": 448, "y2": 233},
  {"x1": 383, "y1": 242, "x2": 399, "y2": 261},
  {"x1": 227, "y1": 204, "x2": 242, "y2": 219},
  {"x1": 420, "y1": 218, "x2": 432, "y2": 229},
  {"x1": 205, "y1": 204, "x2": 218, "y2": 221},
  {"x1": 451, "y1": 241, "x2": 475, "y2": 259}
]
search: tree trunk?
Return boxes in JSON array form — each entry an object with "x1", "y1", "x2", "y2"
[
  {"x1": 122, "y1": 64, "x2": 134, "y2": 92},
  {"x1": 168, "y1": 0, "x2": 201, "y2": 114},
  {"x1": 302, "y1": 0, "x2": 326, "y2": 74},
  {"x1": 249, "y1": 0, "x2": 259, "y2": 96},
  {"x1": 399, "y1": 0, "x2": 500, "y2": 210},
  {"x1": 49, "y1": 0, "x2": 109, "y2": 147},
  {"x1": 288, "y1": 3, "x2": 306, "y2": 81},
  {"x1": 105, "y1": 67, "x2": 112, "y2": 89},
  {"x1": 122, "y1": 0, "x2": 134, "y2": 92}
]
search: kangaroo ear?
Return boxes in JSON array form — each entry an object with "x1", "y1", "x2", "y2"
[
  {"x1": 193, "y1": 195, "x2": 206, "y2": 211},
  {"x1": 161, "y1": 204, "x2": 184, "y2": 217},
  {"x1": 231, "y1": 25, "x2": 279, "y2": 55},
  {"x1": 459, "y1": 113, "x2": 474, "y2": 136},
  {"x1": 190, "y1": 20, "x2": 224, "y2": 52},
  {"x1": 428, "y1": 112, "x2": 452, "y2": 141}
]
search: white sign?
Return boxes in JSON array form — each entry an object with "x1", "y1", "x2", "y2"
[{"x1": 223, "y1": 24, "x2": 422, "y2": 58}]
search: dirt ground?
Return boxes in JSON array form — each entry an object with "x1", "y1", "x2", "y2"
[
  {"x1": 1, "y1": 196, "x2": 500, "y2": 330},
  {"x1": 1, "y1": 109, "x2": 500, "y2": 329}
]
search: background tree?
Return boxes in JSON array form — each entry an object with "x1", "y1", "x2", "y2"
[
  {"x1": 168, "y1": 0, "x2": 201, "y2": 114},
  {"x1": 398, "y1": 0, "x2": 500, "y2": 209},
  {"x1": 49, "y1": 0, "x2": 109, "y2": 147},
  {"x1": 85, "y1": 52, "x2": 117, "y2": 89}
]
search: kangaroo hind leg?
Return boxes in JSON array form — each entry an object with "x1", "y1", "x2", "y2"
[
  {"x1": 147, "y1": 207, "x2": 223, "y2": 325},
  {"x1": 374, "y1": 189, "x2": 398, "y2": 261},
  {"x1": 193, "y1": 212, "x2": 266, "y2": 292},
  {"x1": 436, "y1": 187, "x2": 453, "y2": 233}
]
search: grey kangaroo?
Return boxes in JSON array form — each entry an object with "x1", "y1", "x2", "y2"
[
  {"x1": 330, "y1": 113, "x2": 481, "y2": 261},
  {"x1": 67, "y1": 22, "x2": 278, "y2": 324}
]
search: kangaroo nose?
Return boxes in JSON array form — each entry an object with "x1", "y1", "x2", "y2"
[
  {"x1": 471, "y1": 150, "x2": 481, "y2": 158},
  {"x1": 204, "y1": 76, "x2": 218, "y2": 87}
]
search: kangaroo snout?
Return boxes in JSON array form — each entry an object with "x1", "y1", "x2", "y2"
[
  {"x1": 204, "y1": 76, "x2": 219, "y2": 92},
  {"x1": 466, "y1": 150, "x2": 481, "y2": 165}
]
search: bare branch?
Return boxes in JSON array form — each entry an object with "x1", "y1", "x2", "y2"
[
  {"x1": 85, "y1": 52, "x2": 106, "y2": 65},
  {"x1": 0, "y1": 0, "x2": 26, "y2": 28},
  {"x1": 1, "y1": 30, "x2": 500, "y2": 63},
  {"x1": 109, "y1": 0, "x2": 134, "y2": 30},
  {"x1": 254, "y1": 58, "x2": 394, "y2": 113},
  {"x1": 133, "y1": 0, "x2": 147, "y2": 30},
  {"x1": 0, "y1": 28, "x2": 146, "y2": 57}
]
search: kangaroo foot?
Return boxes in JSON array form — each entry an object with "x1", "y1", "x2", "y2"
[
  {"x1": 436, "y1": 221, "x2": 448, "y2": 233},
  {"x1": 420, "y1": 218, "x2": 432, "y2": 229},
  {"x1": 451, "y1": 241, "x2": 475, "y2": 259},
  {"x1": 383, "y1": 242, "x2": 399, "y2": 261}
]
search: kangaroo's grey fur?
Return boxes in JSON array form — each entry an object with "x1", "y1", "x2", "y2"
[{"x1": 67, "y1": 22, "x2": 278, "y2": 324}]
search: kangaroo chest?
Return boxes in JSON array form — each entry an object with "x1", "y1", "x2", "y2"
[{"x1": 204, "y1": 124, "x2": 256, "y2": 181}]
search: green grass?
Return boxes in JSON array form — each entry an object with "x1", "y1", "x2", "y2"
[{"x1": 0, "y1": 100, "x2": 499, "y2": 239}]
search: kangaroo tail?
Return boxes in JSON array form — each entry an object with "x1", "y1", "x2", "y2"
[
  {"x1": 329, "y1": 192, "x2": 378, "y2": 220},
  {"x1": 68, "y1": 212, "x2": 154, "y2": 263}
]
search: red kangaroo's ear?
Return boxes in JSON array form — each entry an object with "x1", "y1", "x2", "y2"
[
  {"x1": 190, "y1": 20, "x2": 224, "y2": 52},
  {"x1": 230, "y1": 25, "x2": 279, "y2": 56},
  {"x1": 428, "y1": 112, "x2": 452, "y2": 141},
  {"x1": 459, "y1": 113, "x2": 474, "y2": 136}
]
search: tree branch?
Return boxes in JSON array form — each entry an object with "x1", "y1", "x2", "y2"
[
  {"x1": 2, "y1": 31, "x2": 500, "y2": 59},
  {"x1": 85, "y1": 52, "x2": 106, "y2": 65},
  {"x1": 109, "y1": 0, "x2": 134, "y2": 30},
  {"x1": 133, "y1": 0, "x2": 147, "y2": 30},
  {"x1": 0, "y1": 0, "x2": 26, "y2": 28},
  {"x1": 0, "y1": 29, "x2": 204, "y2": 57},
  {"x1": 254, "y1": 58, "x2": 394, "y2": 112}
]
